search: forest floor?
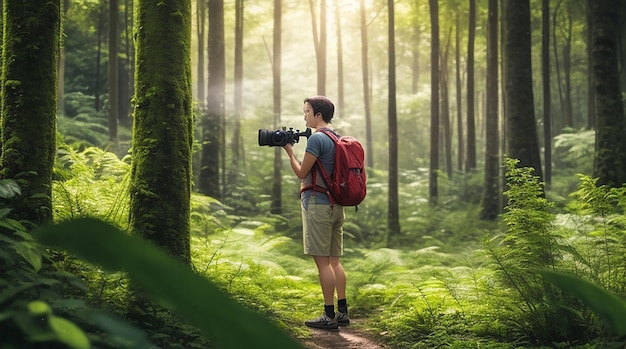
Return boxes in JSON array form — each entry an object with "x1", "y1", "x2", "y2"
[{"x1": 299, "y1": 319, "x2": 389, "y2": 349}]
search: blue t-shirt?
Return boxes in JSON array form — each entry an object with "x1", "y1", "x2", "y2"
[{"x1": 301, "y1": 128, "x2": 336, "y2": 207}]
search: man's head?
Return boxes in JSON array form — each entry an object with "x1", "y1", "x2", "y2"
[{"x1": 304, "y1": 96, "x2": 335, "y2": 123}]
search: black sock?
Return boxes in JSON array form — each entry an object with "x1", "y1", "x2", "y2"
[
  {"x1": 337, "y1": 299, "x2": 348, "y2": 313},
  {"x1": 324, "y1": 304, "x2": 335, "y2": 318}
]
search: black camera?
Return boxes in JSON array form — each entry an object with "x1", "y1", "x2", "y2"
[{"x1": 258, "y1": 127, "x2": 311, "y2": 147}]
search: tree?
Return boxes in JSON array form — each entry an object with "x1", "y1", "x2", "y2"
[
  {"x1": 465, "y1": 0, "x2": 476, "y2": 172},
  {"x1": 231, "y1": 0, "x2": 244, "y2": 183},
  {"x1": 108, "y1": 0, "x2": 119, "y2": 144},
  {"x1": 455, "y1": 12, "x2": 464, "y2": 172},
  {"x1": 503, "y1": 0, "x2": 544, "y2": 180},
  {"x1": 428, "y1": 0, "x2": 440, "y2": 205},
  {"x1": 589, "y1": 0, "x2": 626, "y2": 187},
  {"x1": 479, "y1": 0, "x2": 500, "y2": 220},
  {"x1": 199, "y1": 0, "x2": 225, "y2": 199},
  {"x1": 388, "y1": 0, "x2": 400, "y2": 240},
  {"x1": 360, "y1": 0, "x2": 374, "y2": 168},
  {"x1": 309, "y1": 0, "x2": 327, "y2": 94},
  {"x1": 271, "y1": 0, "x2": 282, "y2": 214},
  {"x1": 196, "y1": 0, "x2": 206, "y2": 107},
  {"x1": 130, "y1": 0, "x2": 193, "y2": 262},
  {"x1": 1, "y1": 0, "x2": 60, "y2": 226},
  {"x1": 334, "y1": 0, "x2": 344, "y2": 117},
  {"x1": 542, "y1": 0, "x2": 552, "y2": 187},
  {"x1": 441, "y1": 29, "x2": 453, "y2": 179}
]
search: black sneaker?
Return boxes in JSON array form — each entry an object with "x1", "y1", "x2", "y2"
[
  {"x1": 336, "y1": 311, "x2": 350, "y2": 326},
  {"x1": 304, "y1": 313, "x2": 339, "y2": 330}
]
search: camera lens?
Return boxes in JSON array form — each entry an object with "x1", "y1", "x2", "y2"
[
  {"x1": 258, "y1": 129, "x2": 271, "y2": 146},
  {"x1": 272, "y1": 130, "x2": 288, "y2": 146}
]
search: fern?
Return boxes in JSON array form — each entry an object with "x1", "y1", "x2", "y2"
[{"x1": 484, "y1": 158, "x2": 588, "y2": 344}]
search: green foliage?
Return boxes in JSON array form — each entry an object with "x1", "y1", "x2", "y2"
[
  {"x1": 553, "y1": 128, "x2": 595, "y2": 175},
  {"x1": 58, "y1": 92, "x2": 109, "y2": 149},
  {"x1": 484, "y1": 158, "x2": 591, "y2": 344},
  {"x1": 32, "y1": 218, "x2": 303, "y2": 349},
  {"x1": 541, "y1": 270, "x2": 626, "y2": 336},
  {"x1": 53, "y1": 146, "x2": 131, "y2": 224},
  {"x1": 566, "y1": 176, "x2": 626, "y2": 295}
]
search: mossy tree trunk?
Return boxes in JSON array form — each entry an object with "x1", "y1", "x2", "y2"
[
  {"x1": 130, "y1": 0, "x2": 192, "y2": 264},
  {"x1": 503, "y1": 0, "x2": 544, "y2": 183},
  {"x1": 1, "y1": 0, "x2": 60, "y2": 227},
  {"x1": 589, "y1": 0, "x2": 626, "y2": 188}
]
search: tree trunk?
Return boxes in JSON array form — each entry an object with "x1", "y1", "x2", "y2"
[
  {"x1": 586, "y1": 4, "x2": 595, "y2": 130},
  {"x1": 590, "y1": 0, "x2": 626, "y2": 187},
  {"x1": 108, "y1": 0, "x2": 119, "y2": 144},
  {"x1": 196, "y1": 0, "x2": 206, "y2": 107},
  {"x1": 309, "y1": 0, "x2": 327, "y2": 95},
  {"x1": 360, "y1": 0, "x2": 374, "y2": 169},
  {"x1": 455, "y1": 13, "x2": 464, "y2": 172},
  {"x1": 480, "y1": 0, "x2": 500, "y2": 220},
  {"x1": 199, "y1": 0, "x2": 225, "y2": 199},
  {"x1": 441, "y1": 30, "x2": 453, "y2": 180},
  {"x1": 465, "y1": 0, "x2": 476, "y2": 172},
  {"x1": 271, "y1": 0, "x2": 282, "y2": 214},
  {"x1": 130, "y1": 0, "x2": 192, "y2": 263},
  {"x1": 503, "y1": 0, "x2": 544, "y2": 181},
  {"x1": 1, "y1": 0, "x2": 60, "y2": 226},
  {"x1": 231, "y1": 0, "x2": 244, "y2": 186},
  {"x1": 542, "y1": 0, "x2": 552, "y2": 188},
  {"x1": 387, "y1": 0, "x2": 400, "y2": 241},
  {"x1": 429, "y1": 0, "x2": 440, "y2": 205},
  {"x1": 334, "y1": 0, "x2": 344, "y2": 117}
]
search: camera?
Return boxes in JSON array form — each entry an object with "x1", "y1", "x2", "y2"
[{"x1": 258, "y1": 127, "x2": 311, "y2": 147}]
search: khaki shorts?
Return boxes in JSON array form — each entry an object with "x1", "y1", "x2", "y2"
[{"x1": 301, "y1": 198, "x2": 345, "y2": 256}]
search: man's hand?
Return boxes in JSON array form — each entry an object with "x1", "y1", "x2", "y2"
[{"x1": 283, "y1": 143, "x2": 294, "y2": 157}]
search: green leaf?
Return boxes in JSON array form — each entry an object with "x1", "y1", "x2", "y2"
[
  {"x1": 49, "y1": 315, "x2": 90, "y2": 349},
  {"x1": 541, "y1": 270, "x2": 626, "y2": 335},
  {"x1": 32, "y1": 218, "x2": 303, "y2": 349},
  {"x1": 0, "y1": 179, "x2": 21, "y2": 199},
  {"x1": 13, "y1": 241, "x2": 43, "y2": 272},
  {"x1": 28, "y1": 301, "x2": 52, "y2": 316}
]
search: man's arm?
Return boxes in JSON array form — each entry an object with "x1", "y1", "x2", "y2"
[{"x1": 283, "y1": 144, "x2": 318, "y2": 179}]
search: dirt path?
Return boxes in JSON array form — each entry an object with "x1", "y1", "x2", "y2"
[{"x1": 300, "y1": 320, "x2": 388, "y2": 349}]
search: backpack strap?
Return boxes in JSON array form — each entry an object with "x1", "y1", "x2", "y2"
[{"x1": 299, "y1": 129, "x2": 338, "y2": 209}]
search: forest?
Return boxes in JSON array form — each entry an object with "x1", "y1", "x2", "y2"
[{"x1": 2, "y1": 0, "x2": 626, "y2": 348}]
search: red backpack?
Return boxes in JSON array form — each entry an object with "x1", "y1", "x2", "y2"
[{"x1": 303, "y1": 129, "x2": 367, "y2": 207}]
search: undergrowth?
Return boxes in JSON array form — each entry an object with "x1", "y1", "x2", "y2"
[{"x1": 3, "y1": 145, "x2": 626, "y2": 348}]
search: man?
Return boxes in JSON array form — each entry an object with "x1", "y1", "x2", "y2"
[{"x1": 282, "y1": 96, "x2": 350, "y2": 331}]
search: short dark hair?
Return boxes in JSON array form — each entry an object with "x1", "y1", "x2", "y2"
[{"x1": 304, "y1": 96, "x2": 334, "y2": 123}]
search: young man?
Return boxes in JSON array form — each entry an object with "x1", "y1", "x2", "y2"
[{"x1": 282, "y1": 96, "x2": 350, "y2": 331}]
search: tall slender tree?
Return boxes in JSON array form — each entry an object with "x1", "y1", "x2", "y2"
[
  {"x1": 108, "y1": 0, "x2": 119, "y2": 144},
  {"x1": 196, "y1": 0, "x2": 206, "y2": 107},
  {"x1": 231, "y1": 0, "x2": 244, "y2": 182},
  {"x1": 199, "y1": 0, "x2": 225, "y2": 199},
  {"x1": 480, "y1": 0, "x2": 500, "y2": 220},
  {"x1": 388, "y1": 0, "x2": 400, "y2": 240},
  {"x1": 130, "y1": 0, "x2": 193, "y2": 263},
  {"x1": 334, "y1": 0, "x2": 344, "y2": 117},
  {"x1": 1, "y1": 0, "x2": 60, "y2": 226},
  {"x1": 428, "y1": 0, "x2": 440, "y2": 205},
  {"x1": 542, "y1": 0, "x2": 552, "y2": 187},
  {"x1": 503, "y1": 0, "x2": 544, "y2": 180},
  {"x1": 455, "y1": 13, "x2": 464, "y2": 172},
  {"x1": 360, "y1": 0, "x2": 374, "y2": 168},
  {"x1": 589, "y1": 0, "x2": 626, "y2": 187},
  {"x1": 271, "y1": 0, "x2": 283, "y2": 214},
  {"x1": 465, "y1": 0, "x2": 476, "y2": 172},
  {"x1": 309, "y1": 0, "x2": 327, "y2": 95}
]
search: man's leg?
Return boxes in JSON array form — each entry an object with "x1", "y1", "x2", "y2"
[{"x1": 313, "y1": 255, "x2": 336, "y2": 306}]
